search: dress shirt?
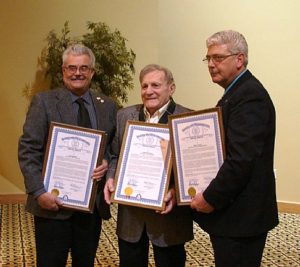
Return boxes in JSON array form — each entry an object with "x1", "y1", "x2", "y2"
[{"x1": 143, "y1": 100, "x2": 170, "y2": 123}]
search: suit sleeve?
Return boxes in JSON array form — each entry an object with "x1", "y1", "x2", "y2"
[
  {"x1": 106, "y1": 110, "x2": 126, "y2": 178},
  {"x1": 18, "y1": 94, "x2": 49, "y2": 196},
  {"x1": 102, "y1": 100, "x2": 117, "y2": 163},
  {"x1": 203, "y1": 87, "x2": 273, "y2": 210}
]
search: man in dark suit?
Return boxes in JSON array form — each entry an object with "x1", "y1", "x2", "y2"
[
  {"x1": 191, "y1": 30, "x2": 278, "y2": 267},
  {"x1": 18, "y1": 44, "x2": 116, "y2": 267},
  {"x1": 104, "y1": 64, "x2": 193, "y2": 267}
]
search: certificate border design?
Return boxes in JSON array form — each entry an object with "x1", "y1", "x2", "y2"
[
  {"x1": 42, "y1": 122, "x2": 107, "y2": 213},
  {"x1": 112, "y1": 121, "x2": 172, "y2": 210},
  {"x1": 169, "y1": 108, "x2": 225, "y2": 205}
]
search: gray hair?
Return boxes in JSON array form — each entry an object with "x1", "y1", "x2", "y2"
[
  {"x1": 206, "y1": 30, "x2": 248, "y2": 67},
  {"x1": 139, "y1": 64, "x2": 175, "y2": 85},
  {"x1": 62, "y1": 44, "x2": 95, "y2": 68}
]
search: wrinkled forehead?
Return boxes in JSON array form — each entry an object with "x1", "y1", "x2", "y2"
[{"x1": 141, "y1": 70, "x2": 166, "y2": 83}]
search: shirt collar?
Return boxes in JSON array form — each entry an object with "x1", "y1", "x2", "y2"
[
  {"x1": 70, "y1": 90, "x2": 92, "y2": 105},
  {"x1": 143, "y1": 100, "x2": 171, "y2": 123},
  {"x1": 224, "y1": 69, "x2": 247, "y2": 95}
]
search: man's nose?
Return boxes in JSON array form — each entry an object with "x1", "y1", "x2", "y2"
[
  {"x1": 144, "y1": 86, "x2": 153, "y2": 94},
  {"x1": 75, "y1": 68, "x2": 81, "y2": 74},
  {"x1": 207, "y1": 59, "x2": 215, "y2": 67}
]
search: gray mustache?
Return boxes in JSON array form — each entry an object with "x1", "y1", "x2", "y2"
[{"x1": 71, "y1": 76, "x2": 85, "y2": 80}]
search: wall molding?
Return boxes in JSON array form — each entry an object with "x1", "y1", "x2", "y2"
[
  {"x1": 0, "y1": 194, "x2": 26, "y2": 204},
  {"x1": 277, "y1": 201, "x2": 300, "y2": 214},
  {"x1": 0, "y1": 194, "x2": 299, "y2": 214}
]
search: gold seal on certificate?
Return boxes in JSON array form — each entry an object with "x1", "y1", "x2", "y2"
[
  {"x1": 188, "y1": 187, "x2": 196, "y2": 197},
  {"x1": 125, "y1": 186, "x2": 133, "y2": 196},
  {"x1": 51, "y1": 188, "x2": 60, "y2": 197}
]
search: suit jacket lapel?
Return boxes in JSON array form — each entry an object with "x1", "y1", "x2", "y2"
[
  {"x1": 55, "y1": 88, "x2": 77, "y2": 125},
  {"x1": 159, "y1": 98, "x2": 176, "y2": 124},
  {"x1": 91, "y1": 92, "x2": 106, "y2": 130},
  {"x1": 217, "y1": 70, "x2": 252, "y2": 107},
  {"x1": 138, "y1": 104, "x2": 145, "y2": 122},
  {"x1": 132, "y1": 109, "x2": 140, "y2": 121},
  {"x1": 128, "y1": 105, "x2": 140, "y2": 122}
]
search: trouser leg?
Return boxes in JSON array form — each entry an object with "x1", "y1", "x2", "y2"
[
  {"x1": 118, "y1": 228, "x2": 149, "y2": 267},
  {"x1": 210, "y1": 232, "x2": 268, "y2": 267},
  {"x1": 152, "y1": 243, "x2": 186, "y2": 267},
  {"x1": 34, "y1": 216, "x2": 71, "y2": 267}
]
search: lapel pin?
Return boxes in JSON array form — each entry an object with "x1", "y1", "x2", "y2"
[{"x1": 96, "y1": 97, "x2": 104, "y2": 103}]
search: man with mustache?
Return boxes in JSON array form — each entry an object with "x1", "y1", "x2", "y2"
[{"x1": 18, "y1": 44, "x2": 116, "y2": 267}]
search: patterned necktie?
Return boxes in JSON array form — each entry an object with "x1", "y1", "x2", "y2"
[{"x1": 76, "y1": 98, "x2": 92, "y2": 128}]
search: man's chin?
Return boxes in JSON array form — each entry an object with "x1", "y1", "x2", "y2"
[
  {"x1": 145, "y1": 98, "x2": 156, "y2": 104},
  {"x1": 68, "y1": 86, "x2": 89, "y2": 96},
  {"x1": 70, "y1": 81, "x2": 86, "y2": 86},
  {"x1": 211, "y1": 76, "x2": 220, "y2": 84},
  {"x1": 145, "y1": 103, "x2": 159, "y2": 114}
]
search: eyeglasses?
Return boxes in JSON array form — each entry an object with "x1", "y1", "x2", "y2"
[
  {"x1": 64, "y1": 65, "x2": 93, "y2": 74},
  {"x1": 202, "y1": 54, "x2": 238, "y2": 64}
]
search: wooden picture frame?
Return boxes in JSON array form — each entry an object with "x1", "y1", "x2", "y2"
[
  {"x1": 42, "y1": 122, "x2": 107, "y2": 213},
  {"x1": 111, "y1": 121, "x2": 172, "y2": 210},
  {"x1": 169, "y1": 107, "x2": 225, "y2": 205}
]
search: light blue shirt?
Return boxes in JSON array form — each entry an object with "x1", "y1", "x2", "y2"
[{"x1": 224, "y1": 69, "x2": 247, "y2": 95}]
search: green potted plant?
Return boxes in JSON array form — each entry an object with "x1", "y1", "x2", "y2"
[{"x1": 24, "y1": 21, "x2": 136, "y2": 107}]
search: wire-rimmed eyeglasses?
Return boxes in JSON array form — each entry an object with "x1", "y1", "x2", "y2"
[
  {"x1": 63, "y1": 65, "x2": 93, "y2": 74},
  {"x1": 202, "y1": 54, "x2": 238, "y2": 64}
]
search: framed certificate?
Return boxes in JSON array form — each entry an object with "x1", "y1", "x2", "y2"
[
  {"x1": 111, "y1": 121, "x2": 172, "y2": 210},
  {"x1": 42, "y1": 122, "x2": 107, "y2": 213},
  {"x1": 169, "y1": 107, "x2": 225, "y2": 205}
]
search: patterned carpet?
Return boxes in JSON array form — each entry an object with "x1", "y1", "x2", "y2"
[{"x1": 0, "y1": 203, "x2": 299, "y2": 266}]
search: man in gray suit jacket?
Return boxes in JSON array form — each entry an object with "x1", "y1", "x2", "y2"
[
  {"x1": 191, "y1": 30, "x2": 278, "y2": 267},
  {"x1": 105, "y1": 64, "x2": 193, "y2": 267},
  {"x1": 18, "y1": 44, "x2": 116, "y2": 267}
]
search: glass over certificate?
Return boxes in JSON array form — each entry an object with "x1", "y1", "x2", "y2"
[
  {"x1": 169, "y1": 108, "x2": 225, "y2": 205},
  {"x1": 42, "y1": 122, "x2": 107, "y2": 212},
  {"x1": 111, "y1": 121, "x2": 172, "y2": 210}
]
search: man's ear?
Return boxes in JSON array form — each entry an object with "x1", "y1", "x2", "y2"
[
  {"x1": 170, "y1": 83, "x2": 176, "y2": 95},
  {"x1": 91, "y1": 69, "x2": 95, "y2": 79},
  {"x1": 236, "y1": 53, "x2": 245, "y2": 69}
]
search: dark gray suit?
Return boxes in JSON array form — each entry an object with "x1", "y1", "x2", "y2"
[
  {"x1": 19, "y1": 87, "x2": 116, "y2": 219},
  {"x1": 107, "y1": 102, "x2": 193, "y2": 247}
]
